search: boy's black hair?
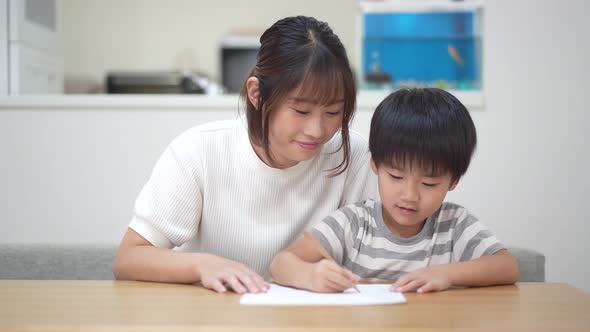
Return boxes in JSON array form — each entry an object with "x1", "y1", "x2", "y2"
[{"x1": 369, "y1": 88, "x2": 477, "y2": 182}]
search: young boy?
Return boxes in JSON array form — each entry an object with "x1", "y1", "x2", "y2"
[{"x1": 269, "y1": 88, "x2": 519, "y2": 293}]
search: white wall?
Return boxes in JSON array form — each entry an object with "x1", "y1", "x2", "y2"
[
  {"x1": 62, "y1": 0, "x2": 358, "y2": 92},
  {"x1": 464, "y1": 0, "x2": 590, "y2": 291},
  {"x1": 0, "y1": 106, "x2": 232, "y2": 244},
  {"x1": 1, "y1": 0, "x2": 589, "y2": 291}
]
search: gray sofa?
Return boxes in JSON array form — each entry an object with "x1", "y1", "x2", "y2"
[
  {"x1": 0, "y1": 244, "x2": 546, "y2": 282},
  {"x1": 0, "y1": 244, "x2": 117, "y2": 280},
  {"x1": 508, "y1": 246, "x2": 546, "y2": 282}
]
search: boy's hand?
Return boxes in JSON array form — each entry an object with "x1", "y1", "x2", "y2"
[
  {"x1": 309, "y1": 259, "x2": 358, "y2": 293},
  {"x1": 390, "y1": 265, "x2": 451, "y2": 293}
]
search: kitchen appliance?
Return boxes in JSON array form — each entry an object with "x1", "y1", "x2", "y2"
[
  {"x1": 221, "y1": 36, "x2": 259, "y2": 93},
  {"x1": 105, "y1": 71, "x2": 217, "y2": 94}
]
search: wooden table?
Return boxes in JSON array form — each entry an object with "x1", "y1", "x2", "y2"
[{"x1": 0, "y1": 281, "x2": 589, "y2": 332}]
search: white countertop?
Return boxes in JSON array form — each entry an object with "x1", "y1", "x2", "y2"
[{"x1": 0, "y1": 91, "x2": 484, "y2": 111}]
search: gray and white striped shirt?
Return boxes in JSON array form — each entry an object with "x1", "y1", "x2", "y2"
[{"x1": 311, "y1": 199, "x2": 505, "y2": 281}]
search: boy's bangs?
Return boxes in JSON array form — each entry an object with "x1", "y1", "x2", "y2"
[
  {"x1": 381, "y1": 123, "x2": 455, "y2": 177},
  {"x1": 296, "y1": 65, "x2": 346, "y2": 106},
  {"x1": 389, "y1": 152, "x2": 451, "y2": 178}
]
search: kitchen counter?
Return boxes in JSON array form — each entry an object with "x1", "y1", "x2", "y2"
[{"x1": 0, "y1": 91, "x2": 484, "y2": 111}]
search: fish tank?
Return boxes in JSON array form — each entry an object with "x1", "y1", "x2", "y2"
[{"x1": 358, "y1": 0, "x2": 484, "y2": 92}]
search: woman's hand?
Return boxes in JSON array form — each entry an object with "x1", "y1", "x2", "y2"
[
  {"x1": 197, "y1": 254, "x2": 270, "y2": 294},
  {"x1": 308, "y1": 259, "x2": 358, "y2": 293},
  {"x1": 390, "y1": 265, "x2": 451, "y2": 294}
]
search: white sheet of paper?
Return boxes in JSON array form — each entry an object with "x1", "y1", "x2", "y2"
[{"x1": 240, "y1": 284, "x2": 406, "y2": 306}]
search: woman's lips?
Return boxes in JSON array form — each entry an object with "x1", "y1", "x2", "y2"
[{"x1": 297, "y1": 141, "x2": 320, "y2": 150}]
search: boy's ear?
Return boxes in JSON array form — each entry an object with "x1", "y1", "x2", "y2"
[
  {"x1": 246, "y1": 77, "x2": 260, "y2": 110},
  {"x1": 370, "y1": 158, "x2": 378, "y2": 175},
  {"x1": 448, "y1": 179, "x2": 460, "y2": 191}
]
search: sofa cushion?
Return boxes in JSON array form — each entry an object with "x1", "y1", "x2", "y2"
[
  {"x1": 0, "y1": 244, "x2": 545, "y2": 282},
  {"x1": 0, "y1": 244, "x2": 116, "y2": 280},
  {"x1": 508, "y1": 246, "x2": 546, "y2": 282}
]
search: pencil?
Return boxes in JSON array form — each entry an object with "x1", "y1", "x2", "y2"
[{"x1": 303, "y1": 230, "x2": 360, "y2": 293}]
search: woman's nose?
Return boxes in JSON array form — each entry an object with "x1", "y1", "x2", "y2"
[{"x1": 303, "y1": 116, "x2": 324, "y2": 139}]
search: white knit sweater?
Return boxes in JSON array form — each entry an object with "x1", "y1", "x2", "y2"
[{"x1": 129, "y1": 118, "x2": 377, "y2": 276}]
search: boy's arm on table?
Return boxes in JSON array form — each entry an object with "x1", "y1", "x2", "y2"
[
  {"x1": 392, "y1": 249, "x2": 520, "y2": 293},
  {"x1": 112, "y1": 228, "x2": 268, "y2": 293},
  {"x1": 269, "y1": 236, "x2": 357, "y2": 293}
]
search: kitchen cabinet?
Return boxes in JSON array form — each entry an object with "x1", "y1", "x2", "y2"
[
  {"x1": 1, "y1": 0, "x2": 63, "y2": 94},
  {"x1": 0, "y1": 0, "x2": 8, "y2": 94}
]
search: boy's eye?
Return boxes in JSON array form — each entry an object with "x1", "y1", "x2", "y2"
[
  {"x1": 422, "y1": 182, "x2": 438, "y2": 187},
  {"x1": 326, "y1": 110, "x2": 342, "y2": 116},
  {"x1": 389, "y1": 174, "x2": 402, "y2": 180}
]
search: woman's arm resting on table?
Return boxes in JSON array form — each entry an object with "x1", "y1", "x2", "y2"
[{"x1": 113, "y1": 228, "x2": 269, "y2": 293}]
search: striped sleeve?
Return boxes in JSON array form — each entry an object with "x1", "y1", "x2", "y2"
[
  {"x1": 311, "y1": 204, "x2": 360, "y2": 264},
  {"x1": 451, "y1": 208, "x2": 505, "y2": 262}
]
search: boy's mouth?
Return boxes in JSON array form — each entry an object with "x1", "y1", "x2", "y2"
[{"x1": 396, "y1": 205, "x2": 417, "y2": 214}]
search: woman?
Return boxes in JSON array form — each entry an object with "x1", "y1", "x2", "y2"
[{"x1": 113, "y1": 16, "x2": 377, "y2": 293}]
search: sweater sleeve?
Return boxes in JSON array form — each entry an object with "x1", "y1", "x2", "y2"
[{"x1": 129, "y1": 130, "x2": 204, "y2": 248}]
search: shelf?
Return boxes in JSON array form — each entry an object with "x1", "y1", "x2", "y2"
[
  {"x1": 359, "y1": 0, "x2": 484, "y2": 13},
  {"x1": 0, "y1": 90, "x2": 485, "y2": 112}
]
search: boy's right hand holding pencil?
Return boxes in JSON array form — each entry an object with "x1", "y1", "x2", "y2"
[
  {"x1": 269, "y1": 230, "x2": 359, "y2": 293},
  {"x1": 308, "y1": 258, "x2": 359, "y2": 293},
  {"x1": 303, "y1": 231, "x2": 360, "y2": 293}
]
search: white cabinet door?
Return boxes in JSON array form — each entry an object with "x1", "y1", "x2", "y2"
[
  {"x1": 9, "y1": 44, "x2": 63, "y2": 94},
  {"x1": 9, "y1": 0, "x2": 63, "y2": 54},
  {"x1": 0, "y1": 0, "x2": 8, "y2": 94},
  {"x1": 7, "y1": 0, "x2": 63, "y2": 94}
]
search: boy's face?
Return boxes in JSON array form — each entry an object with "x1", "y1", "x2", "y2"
[{"x1": 370, "y1": 159, "x2": 458, "y2": 238}]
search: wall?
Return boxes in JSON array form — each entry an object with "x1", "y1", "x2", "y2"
[
  {"x1": 1, "y1": 0, "x2": 589, "y2": 291},
  {"x1": 463, "y1": 0, "x2": 589, "y2": 291},
  {"x1": 62, "y1": 0, "x2": 359, "y2": 92}
]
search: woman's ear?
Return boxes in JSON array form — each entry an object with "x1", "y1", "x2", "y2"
[{"x1": 246, "y1": 77, "x2": 260, "y2": 110}]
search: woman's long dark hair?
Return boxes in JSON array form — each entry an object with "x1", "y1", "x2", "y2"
[{"x1": 240, "y1": 16, "x2": 356, "y2": 175}]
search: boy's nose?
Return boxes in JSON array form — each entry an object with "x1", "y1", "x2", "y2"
[{"x1": 400, "y1": 183, "x2": 419, "y2": 202}]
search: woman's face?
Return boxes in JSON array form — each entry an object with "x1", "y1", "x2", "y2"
[{"x1": 262, "y1": 89, "x2": 344, "y2": 168}]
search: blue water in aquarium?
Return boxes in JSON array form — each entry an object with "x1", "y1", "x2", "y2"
[{"x1": 363, "y1": 12, "x2": 481, "y2": 89}]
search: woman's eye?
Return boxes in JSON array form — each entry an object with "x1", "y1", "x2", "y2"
[{"x1": 292, "y1": 109, "x2": 309, "y2": 115}]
